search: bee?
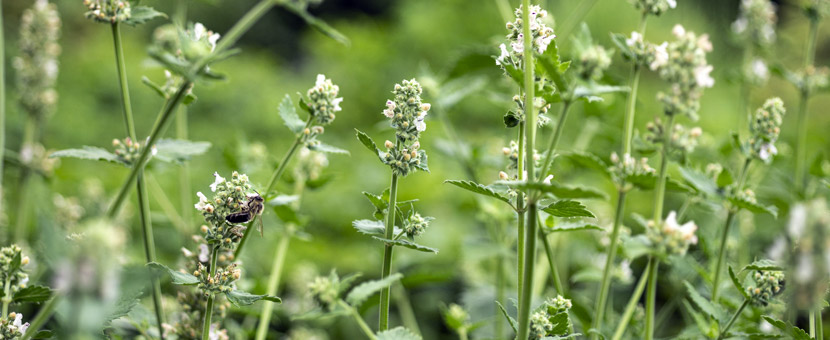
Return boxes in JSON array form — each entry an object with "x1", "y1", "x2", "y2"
[{"x1": 225, "y1": 192, "x2": 265, "y2": 235}]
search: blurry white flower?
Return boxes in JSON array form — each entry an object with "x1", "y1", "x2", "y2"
[
  {"x1": 751, "y1": 58, "x2": 769, "y2": 82},
  {"x1": 664, "y1": 211, "x2": 698, "y2": 244},
  {"x1": 195, "y1": 192, "x2": 209, "y2": 211},
  {"x1": 672, "y1": 24, "x2": 686, "y2": 38},
  {"x1": 199, "y1": 244, "x2": 210, "y2": 263},
  {"x1": 694, "y1": 65, "x2": 715, "y2": 88},
  {"x1": 757, "y1": 143, "x2": 777, "y2": 162},
  {"x1": 667, "y1": 0, "x2": 677, "y2": 8},
  {"x1": 626, "y1": 31, "x2": 642, "y2": 47},
  {"x1": 210, "y1": 172, "x2": 225, "y2": 192},
  {"x1": 650, "y1": 42, "x2": 669, "y2": 70},
  {"x1": 496, "y1": 43, "x2": 510, "y2": 65},
  {"x1": 787, "y1": 203, "x2": 807, "y2": 239}
]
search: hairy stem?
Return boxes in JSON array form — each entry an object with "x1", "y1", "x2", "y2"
[
  {"x1": 111, "y1": 23, "x2": 137, "y2": 139},
  {"x1": 592, "y1": 190, "x2": 627, "y2": 338},
  {"x1": 718, "y1": 299, "x2": 749, "y2": 339},
  {"x1": 254, "y1": 235, "x2": 291, "y2": 340},
  {"x1": 137, "y1": 170, "x2": 165, "y2": 338},
  {"x1": 516, "y1": 121, "x2": 526, "y2": 295},
  {"x1": 20, "y1": 295, "x2": 60, "y2": 340},
  {"x1": 622, "y1": 13, "x2": 648, "y2": 156},
  {"x1": 644, "y1": 259, "x2": 660, "y2": 340},
  {"x1": 379, "y1": 166, "x2": 400, "y2": 331},
  {"x1": 712, "y1": 158, "x2": 751, "y2": 302},
  {"x1": 1, "y1": 278, "x2": 10, "y2": 318},
  {"x1": 517, "y1": 202, "x2": 539, "y2": 340},
  {"x1": 612, "y1": 256, "x2": 652, "y2": 340},
  {"x1": 538, "y1": 100, "x2": 572, "y2": 180},
  {"x1": 340, "y1": 300, "x2": 378, "y2": 339},
  {"x1": 201, "y1": 247, "x2": 220, "y2": 340}
]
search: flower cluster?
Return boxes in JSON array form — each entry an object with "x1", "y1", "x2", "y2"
[
  {"x1": 574, "y1": 44, "x2": 613, "y2": 81},
  {"x1": 15, "y1": 0, "x2": 61, "y2": 122},
  {"x1": 151, "y1": 22, "x2": 220, "y2": 69},
  {"x1": 609, "y1": 152, "x2": 655, "y2": 184},
  {"x1": 0, "y1": 312, "x2": 29, "y2": 339},
  {"x1": 529, "y1": 296, "x2": 573, "y2": 339},
  {"x1": 497, "y1": 4, "x2": 555, "y2": 68},
  {"x1": 306, "y1": 74, "x2": 343, "y2": 125},
  {"x1": 747, "y1": 270, "x2": 785, "y2": 306},
  {"x1": 744, "y1": 58, "x2": 770, "y2": 85},
  {"x1": 794, "y1": 65, "x2": 830, "y2": 94},
  {"x1": 194, "y1": 263, "x2": 240, "y2": 296},
  {"x1": 647, "y1": 211, "x2": 698, "y2": 256},
  {"x1": 194, "y1": 172, "x2": 255, "y2": 248},
  {"x1": 747, "y1": 97, "x2": 785, "y2": 163},
  {"x1": 381, "y1": 79, "x2": 430, "y2": 176},
  {"x1": 631, "y1": 0, "x2": 676, "y2": 16},
  {"x1": 308, "y1": 273, "x2": 340, "y2": 311},
  {"x1": 83, "y1": 0, "x2": 131, "y2": 24},
  {"x1": 620, "y1": 32, "x2": 666, "y2": 69},
  {"x1": 732, "y1": 0, "x2": 777, "y2": 48},
  {"x1": 19, "y1": 143, "x2": 58, "y2": 176},
  {"x1": 182, "y1": 22, "x2": 221, "y2": 61},
  {"x1": 403, "y1": 212, "x2": 433, "y2": 238},
  {"x1": 654, "y1": 25, "x2": 715, "y2": 120},
  {"x1": 112, "y1": 137, "x2": 156, "y2": 165},
  {"x1": 645, "y1": 117, "x2": 702, "y2": 154},
  {"x1": 504, "y1": 94, "x2": 552, "y2": 129},
  {"x1": 0, "y1": 245, "x2": 30, "y2": 295},
  {"x1": 294, "y1": 148, "x2": 329, "y2": 182}
]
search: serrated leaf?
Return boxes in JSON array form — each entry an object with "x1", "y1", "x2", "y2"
[
  {"x1": 496, "y1": 301, "x2": 518, "y2": 334},
  {"x1": 224, "y1": 290, "x2": 281, "y2": 307},
  {"x1": 548, "y1": 311, "x2": 570, "y2": 336},
  {"x1": 376, "y1": 326, "x2": 422, "y2": 340},
  {"x1": 414, "y1": 150, "x2": 430, "y2": 173},
  {"x1": 542, "y1": 200, "x2": 595, "y2": 218},
  {"x1": 683, "y1": 300, "x2": 713, "y2": 336},
  {"x1": 281, "y1": 3, "x2": 350, "y2": 46},
  {"x1": 761, "y1": 316, "x2": 812, "y2": 340},
  {"x1": 372, "y1": 237, "x2": 438, "y2": 253},
  {"x1": 309, "y1": 142, "x2": 350, "y2": 155},
  {"x1": 355, "y1": 129, "x2": 383, "y2": 160},
  {"x1": 679, "y1": 167, "x2": 719, "y2": 197},
  {"x1": 279, "y1": 95, "x2": 306, "y2": 133},
  {"x1": 50, "y1": 147, "x2": 125, "y2": 166},
  {"x1": 353, "y1": 219, "x2": 385, "y2": 236},
  {"x1": 12, "y1": 285, "x2": 53, "y2": 304},
  {"x1": 154, "y1": 139, "x2": 211, "y2": 164},
  {"x1": 684, "y1": 281, "x2": 723, "y2": 320},
  {"x1": 147, "y1": 262, "x2": 199, "y2": 285},
  {"x1": 545, "y1": 221, "x2": 602, "y2": 233},
  {"x1": 444, "y1": 180, "x2": 510, "y2": 204},
  {"x1": 537, "y1": 40, "x2": 569, "y2": 93},
  {"x1": 496, "y1": 180, "x2": 606, "y2": 200},
  {"x1": 565, "y1": 151, "x2": 612, "y2": 179},
  {"x1": 728, "y1": 265, "x2": 750, "y2": 300},
  {"x1": 345, "y1": 273, "x2": 403, "y2": 307},
  {"x1": 728, "y1": 196, "x2": 778, "y2": 218},
  {"x1": 741, "y1": 259, "x2": 783, "y2": 272},
  {"x1": 626, "y1": 172, "x2": 692, "y2": 193},
  {"x1": 722, "y1": 332, "x2": 784, "y2": 339},
  {"x1": 123, "y1": 6, "x2": 166, "y2": 26},
  {"x1": 105, "y1": 291, "x2": 141, "y2": 326}
]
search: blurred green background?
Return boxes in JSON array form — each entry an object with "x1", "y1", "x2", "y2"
[{"x1": 2, "y1": 0, "x2": 829, "y2": 338}]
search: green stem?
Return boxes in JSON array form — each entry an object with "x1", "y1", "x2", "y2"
[
  {"x1": 517, "y1": 203, "x2": 539, "y2": 340},
  {"x1": 718, "y1": 299, "x2": 749, "y2": 339},
  {"x1": 234, "y1": 118, "x2": 312, "y2": 259},
  {"x1": 137, "y1": 170, "x2": 165, "y2": 338},
  {"x1": 0, "y1": 2, "x2": 6, "y2": 219},
  {"x1": 795, "y1": 14, "x2": 819, "y2": 194},
  {"x1": 592, "y1": 190, "x2": 627, "y2": 339},
  {"x1": 20, "y1": 295, "x2": 60, "y2": 340},
  {"x1": 516, "y1": 121, "x2": 526, "y2": 295},
  {"x1": 379, "y1": 167, "x2": 400, "y2": 331},
  {"x1": 538, "y1": 100, "x2": 572, "y2": 180},
  {"x1": 394, "y1": 284, "x2": 421, "y2": 336},
  {"x1": 622, "y1": 13, "x2": 648, "y2": 156},
  {"x1": 644, "y1": 259, "x2": 660, "y2": 340},
  {"x1": 816, "y1": 307, "x2": 824, "y2": 340},
  {"x1": 495, "y1": 250, "x2": 506, "y2": 339},
  {"x1": 254, "y1": 235, "x2": 291, "y2": 340},
  {"x1": 557, "y1": 0, "x2": 600, "y2": 39},
  {"x1": 201, "y1": 247, "x2": 220, "y2": 340},
  {"x1": 612, "y1": 257, "x2": 652, "y2": 340},
  {"x1": 651, "y1": 115, "x2": 674, "y2": 224},
  {"x1": 340, "y1": 300, "x2": 378, "y2": 340},
  {"x1": 540, "y1": 229, "x2": 564, "y2": 295},
  {"x1": 111, "y1": 23, "x2": 137, "y2": 139},
  {"x1": 12, "y1": 119, "x2": 36, "y2": 242},
  {"x1": 176, "y1": 105, "x2": 192, "y2": 227},
  {"x1": 1, "y1": 278, "x2": 10, "y2": 317},
  {"x1": 712, "y1": 159, "x2": 750, "y2": 302}
]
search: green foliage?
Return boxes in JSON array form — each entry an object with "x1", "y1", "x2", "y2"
[
  {"x1": 683, "y1": 281, "x2": 724, "y2": 320},
  {"x1": 444, "y1": 180, "x2": 511, "y2": 204},
  {"x1": 761, "y1": 316, "x2": 813, "y2": 340},
  {"x1": 741, "y1": 259, "x2": 783, "y2": 272},
  {"x1": 345, "y1": 273, "x2": 403, "y2": 307},
  {"x1": 376, "y1": 326, "x2": 422, "y2": 340},
  {"x1": 122, "y1": 6, "x2": 166, "y2": 26},
  {"x1": 728, "y1": 265, "x2": 751, "y2": 300},
  {"x1": 147, "y1": 262, "x2": 199, "y2": 285},
  {"x1": 541, "y1": 200, "x2": 595, "y2": 218},
  {"x1": 372, "y1": 237, "x2": 438, "y2": 253},
  {"x1": 50, "y1": 147, "x2": 124, "y2": 166},
  {"x1": 154, "y1": 139, "x2": 211, "y2": 164},
  {"x1": 224, "y1": 290, "x2": 281, "y2": 307},
  {"x1": 279, "y1": 94, "x2": 307, "y2": 133},
  {"x1": 12, "y1": 285, "x2": 53, "y2": 304}
]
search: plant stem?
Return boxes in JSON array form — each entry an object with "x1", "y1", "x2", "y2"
[
  {"x1": 540, "y1": 229, "x2": 564, "y2": 295},
  {"x1": 339, "y1": 300, "x2": 378, "y2": 339},
  {"x1": 538, "y1": 100, "x2": 572, "y2": 179},
  {"x1": 644, "y1": 259, "x2": 660, "y2": 340},
  {"x1": 611, "y1": 256, "x2": 652, "y2": 340},
  {"x1": 20, "y1": 295, "x2": 60, "y2": 340},
  {"x1": 111, "y1": 23, "x2": 137, "y2": 139},
  {"x1": 516, "y1": 121, "x2": 526, "y2": 295},
  {"x1": 816, "y1": 307, "x2": 824, "y2": 340},
  {"x1": 718, "y1": 299, "x2": 749, "y2": 339},
  {"x1": 379, "y1": 164, "x2": 400, "y2": 331},
  {"x1": 176, "y1": 105, "x2": 192, "y2": 227},
  {"x1": 557, "y1": 0, "x2": 600, "y2": 39},
  {"x1": 495, "y1": 249, "x2": 506, "y2": 339},
  {"x1": 622, "y1": 13, "x2": 648, "y2": 156},
  {"x1": 137, "y1": 170, "x2": 165, "y2": 338},
  {"x1": 517, "y1": 202, "x2": 538, "y2": 340},
  {"x1": 1, "y1": 278, "x2": 10, "y2": 318},
  {"x1": 795, "y1": 13, "x2": 820, "y2": 194},
  {"x1": 394, "y1": 283, "x2": 421, "y2": 336},
  {"x1": 0, "y1": 2, "x2": 6, "y2": 220},
  {"x1": 254, "y1": 234, "x2": 291, "y2": 340},
  {"x1": 12, "y1": 119, "x2": 36, "y2": 242},
  {"x1": 202, "y1": 247, "x2": 219, "y2": 340},
  {"x1": 592, "y1": 190, "x2": 627, "y2": 338},
  {"x1": 712, "y1": 158, "x2": 751, "y2": 302}
]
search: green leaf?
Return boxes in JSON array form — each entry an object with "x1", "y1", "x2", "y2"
[
  {"x1": 372, "y1": 237, "x2": 438, "y2": 253},
  {"x1": 355, "y1": 129, "x2": 384, "y2": 160},
  {"x1": 444, "y1": 180, "x2": 511, "y2": 204},
  {"x1": 679, "y1": 167, "x2": 719, "y2": 197},
  {"x1": 682, "y1": 300, "x2": 713, "y2": 336},
  {"x1": 683, "y1": 281, "x2": 723, "y2": 320},
  {"x1": 717, "y1": 168, "x2": 734, "y2": 188},
  {"x1": 105, "y1": 291, "x2": 141, "y2": 326},
  {"x1": 279, "y1": 95, "x2": 306, "y2": 133},
  {"x1": 728, "y1": 196, "x2": 778, "y2": 218},
  {"x1": 537, "y1": 39, "x2": 569, "y2": 93},
  {"x1": 545, "y1": 182, "x2": 607, "y2": 200},
  {"x1": 31, "y1": 330, "x2": 53, "y2": 339},
  {"x1": 12, "y1": 285, "x2": 53, "y2": 304},
  {"x1": 224, "y1": 290, "x2": 281, "y2": 307},
  {"x1": 141, "y1": 76, "x2": 167, "y2": 99},
  {"x1": 414, "y1": 150, "x2": 430, "y2": 173},
  {"x1": 50, "y1": 147, "x2": 125, "y2": 166},
  {"x1": 626, "y1": 172, "x2": 692, "y2": 193},
  {"x1": 353, "y1": 219, "x2": 385, "y2": 236},
  {"x1": 281, "y1": 3, "x2": 350, "y2": 46},
  {"x1": 376, "y1": 326, "x2": 422, "y2": 340},
  {"x1": 722, "y1": 332, "x2": 784, "y2": 339},
  {"x1": 573, "y1": 84, "x2": 629, "y2": 103},
  {"x1": 309, "y1": 142, "x2": 350, "y2": 155},
  {"x1": 565, "y1": 151, "x2": 612, "y2": 179},
  {"x1": 345, "y1": 273, "x2": 403, "y2": 307},
  {"x1": 545, "y1": 222, "x2": 602, "y2": 233},
  {"x1": 741, "y1": 259, "x2": 783, "y2": 272},
  {"x1": 147, "y1": 262, "x2": 199, "y2": 285},
  {"x1": 728, "y1": 265, "x2": 750, "y2": 300},
  {"x1": 123, "y1": 6, "x2": 166, "y2": 26},
  {"x1": 761, "y1": 315, "x2": 812, "y2": 340},
  {"x1": 610, "y1": 33, "x2": 634, "y2": 60},
  {"x1": 496, "y1": 301, "x2": 519, "y2": 334},
  {"x1": 542, "y1": 200, "x2": 595, "y2": 218},
  {"x1": 154, "y1": 139, "x2": 211, "y2": 164},
  {"x1": 548, "y1": 311, "x2": 571, "y2": 336},
  {"x1": 273, "y1": 204, "x2": 301, "y2": 224}
]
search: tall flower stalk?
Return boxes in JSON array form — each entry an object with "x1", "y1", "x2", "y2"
[{"x1": 793, "y1": 0, "x2": 824, "y2": 194}]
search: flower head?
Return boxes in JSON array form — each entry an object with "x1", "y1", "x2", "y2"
[
  {"x1": 748, "y1": 97, "x2": 786, "y2": 163},
  {"x1": 381, "y1": 79, "x2": 430, "y2": 176},
  {"x1": 500, "y1": 4, "x2": 556, "y2": 69},
  {"x1": 306, "y1": 74, "x2": 343, "y2": 125},
  {"x1": 732, "y1": 0, "x2": 777, "y2": 48},
  {"x1": 16, "y1": 0, "x2": 61, "y2": 122},
  {"x1": 632, "y1": 0, "x2": 677, "y2": 16},
  {"x1": 648, "y1": 211, "x2": 698, "y2": 256},
  {"x1": 653, "y1": 25, "x2": 715, "y2": 120}
]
